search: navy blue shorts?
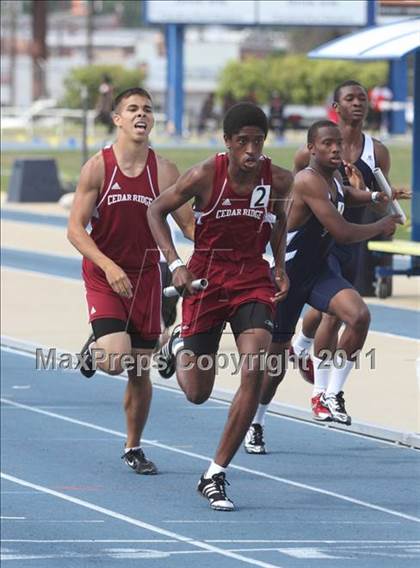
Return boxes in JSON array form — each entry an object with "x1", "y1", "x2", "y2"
[
  {"x1": 330, "y1": 242, "x2": 359, "y2": 284},
  {"x1": 272, "y1": 254, "x2": 353, "y2": 343}
]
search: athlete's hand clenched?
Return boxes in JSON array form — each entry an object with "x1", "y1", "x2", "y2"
[
  {"x1": 172, "y1": 265, "x2": 198, "y2": 296},
  {"x1": 272, "y1": 266, "x2": 289, "y2": 304},
  {"x1": 104, "y1": 262, "x2": 133, "y2": 298}
]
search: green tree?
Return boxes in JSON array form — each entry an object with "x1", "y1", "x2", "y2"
[
  {"x1": 61, "y1": 65, "x2": 145, "y2": 109},
  {"x1": 217, "y1": 58, "x2": 272, "y2": 103},
  {"x1": 217, "y1": 56, "x2": 388, "y2": 105}
]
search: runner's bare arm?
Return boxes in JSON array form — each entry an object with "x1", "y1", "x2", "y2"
[
  {"x1": 148, "y1": 159, "x2": 213, "y2": 294},
  {"x1": 157, "y1": 155, "x2": 195, "y2": 241},
  {"x1": 336, "y1": 163, "x2": 381, "y2": 208},
  {"x1": 67, "y1": 154, "x2": 107, "y2": 266},
  {"x1": 298, "y1": 171, "x2": 397, "y2": 244},
  {"x1": 374, "y1": 139, "x2": 391, "y2": 178},
  {"x1": 270, "y1": 167, "x2": 293, "y2": 303},
  {"x1": 293, "y1": 145, "x2": 310, "y2": 174},
  {"x1": 67, "y1": 153, "x2": 133, "y2": 298},
  {"x1": 149, "y1": 160, "x2": 211, "y2": 264}
]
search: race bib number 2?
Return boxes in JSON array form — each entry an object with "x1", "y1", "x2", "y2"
[{"x1": 250, "y1": 185, "x2": 270, "y2": 209}]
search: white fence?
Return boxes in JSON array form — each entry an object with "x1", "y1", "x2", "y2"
[{"x1": 1, "y1": 100, "x2": 168, "y2": 140}]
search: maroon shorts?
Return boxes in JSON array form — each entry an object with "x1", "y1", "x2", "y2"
[
  {"x1": 181, "y1": 254, "x2": 275, "y2": 338},
  {"x1": 82, "y1": 259, "x2": 162, "y2": 342}
]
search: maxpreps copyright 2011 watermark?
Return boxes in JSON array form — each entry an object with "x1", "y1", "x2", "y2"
[{"x1": 35, "y1": 347, "x2": 377, "y2": 374}]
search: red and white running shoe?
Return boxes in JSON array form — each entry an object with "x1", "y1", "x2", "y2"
[
  {"x1": 311, "y1": 393, "x2": 332, "y2": 422},
  {"x1": 289, "y1": 346, "x2": 314, "y2": 384}
]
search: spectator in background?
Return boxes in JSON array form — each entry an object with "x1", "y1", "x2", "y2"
[
  {"x1": 222, "y1": 92, "x2": 236, "y2": 116},
  {"x1": 368, "y1": 85, "x2": 382, "y2": 132},
  {"x1": 242, "y1": 89, "x2": 258, "y2": 105},
  {"x1": 326, "y1": 92, "x2": 338, "y2": 124},
  {"x1": 95, "y1": 74, "x2": 114, "y2": 134},
  {"x1": 268, "y1": 91, "x2": 285, "y2": 141},
  {"x1": 369, "y1": 84, "x2": 393, "y2": 136},
  {"x1": 198, "y1": 92, "x2": 216, "y2": 135}
]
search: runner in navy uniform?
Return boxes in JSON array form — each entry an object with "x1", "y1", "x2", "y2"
[
  {"x1": 287, "y1": 82, "x2": 409, "y2": 402},
  {"x1": 245, "y1": 120, "x2": 399, "y2": 453},
  {"x1": 290, "y1": 81, "x2": 395, "y2": 388}
]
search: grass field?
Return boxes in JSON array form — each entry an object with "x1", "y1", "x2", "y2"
[{"x1": 1, "y1": 142, "x2": 413, "y2": 239}]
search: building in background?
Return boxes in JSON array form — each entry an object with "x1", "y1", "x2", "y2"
[
  {"x1": 0, "y1": 2, "x2": 287, "y2": 124},
  {"x1": 1, "y1": 0, "x2": 418, "y2": 123}
]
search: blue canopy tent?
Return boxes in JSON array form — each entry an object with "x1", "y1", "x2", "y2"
[{"x1": 308, "y1": 18, "x2": 420, "y2": 243}]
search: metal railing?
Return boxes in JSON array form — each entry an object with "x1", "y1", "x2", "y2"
[{"x1": 1, "y1": 102, "x2": 168, "y2": 140}]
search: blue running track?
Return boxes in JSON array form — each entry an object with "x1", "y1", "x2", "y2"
[{"x1": 1, "y1": 344, "x2": 419, "y2": 568}]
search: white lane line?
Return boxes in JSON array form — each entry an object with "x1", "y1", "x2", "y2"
[
  {"x1": 164, "y1": 520, "x2": 399, "y2": 525},
  {"x1": 2, "y1": 540, "x2": 176, "y2": 543},
  {"x1": 276, "y1": 548, "x2": 341, "y2": 559},
  {"x1": 1, "y1": 516, "x2": 26, "y2": 520},
  {"x1": 0, "y1": 472, "x2": 283, "y2": 568},
  {"x1": 0, "y1": 550, "x2": 172, "y2": 562},
  {"x1": 1, "y1": 548, "x2": 418, "y2": 562},
  {"x1": 1, "y1": 519, "x2": 105, "y2": 523},
  {"x1": 3, "y1": 539, "x2": 419, "y2": 544},
  {"x1": 209, "y1": 540, "x2": 419, "y2": 544},
  {"x1": 2, "y1": 397, "x2": 419, "y2": 524},
  {"x1": 2, "y1": 341, "x2": 418, "y2": 451},
  {"x1": 1, "y1": 552, "x2": 69, "y2": 562},
  {"x1": 1, "y1": 491, "x2": 43, "y2": 495}
]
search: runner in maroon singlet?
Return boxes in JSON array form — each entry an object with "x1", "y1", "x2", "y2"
[
  {"x1": 148, "y1": 103, "x2": 293, "y2": 510},
  {"x1": 68, "y1": 88, "x2": 194, "y2": 475}
]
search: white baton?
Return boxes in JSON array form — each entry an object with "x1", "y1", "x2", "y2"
[
  {"x1": 163, "y1": 278, "x2": 209, "y2": 298},
  {"x1": 372, "y1": 167, "x2": 407, "y2": 225}
]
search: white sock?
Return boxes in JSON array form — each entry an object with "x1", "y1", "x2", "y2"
[
  {"x1": 124, "y1": 445, "x2": 141, "y2": 454},
  {"x1": 312, "y1": 355, "x2": 331, "y2": 396},
  {"x1": 292, "y1": 331, "x2": 313, "y2": 356},
  {"x1": 326, "y1": 357, "x2": 354, "y2": 396},
  {"x1": 253, "y1": 403, "x2": 269, "y2": 426},
  {"x1": 204, "y1": 461, "x2": 226, "y2": 479}
]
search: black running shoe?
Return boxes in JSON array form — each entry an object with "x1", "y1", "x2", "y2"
[
  {"x1": 197, "y1": 472, "x2": 234, "y2": 511},
  {"x1": 323, "y1": 391, "x2": 352, "y2": 425},
  {"x1": 244, "y1": 423, "x2": 266, "y2": 454},
  {"x1": 122, "y1": 448, "x2": 158, "y2": 475},
  {"x1": 79, "y1": 334, "x2": 96, "y2": 378},
  {"x1": 156, "y1": 325, "x2": 181, "y2": 379}
]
